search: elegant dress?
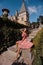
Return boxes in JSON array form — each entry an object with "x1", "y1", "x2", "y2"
[
  {"x1": 16, "y1": 31, "x2": 33, "y2": 49},
  {"x1": 16, "y1": 31, "x2": 34, "y2": 65}
]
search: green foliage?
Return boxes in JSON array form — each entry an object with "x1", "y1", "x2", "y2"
[
  {"x1": 33, "y1": 28, "x2": 43, "y2": 65},
  {"x1": 0, "y1": 17, "x2": 22, "y2": 54},
  {"x1": 33, "y1": 28, "x2": 43, "y2": 45},
  {"x1": 33, "y1": 56, "x2": 42, "y2": 65}
]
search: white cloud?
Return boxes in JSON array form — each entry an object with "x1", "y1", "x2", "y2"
[
  {"x1": 28, "y1": 6, "x2": 37, "y2": 15},
  {"x1": 28, "y1": 5, "x2": 43, "y2": 15}
]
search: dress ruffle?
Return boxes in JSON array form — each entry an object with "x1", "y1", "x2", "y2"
[{"x1": 16, "y1": 37, "x2": 33, "y2": 49}]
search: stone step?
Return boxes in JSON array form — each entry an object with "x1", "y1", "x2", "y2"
[
  {"x1": 8, "y1": 45, "x2": 17, "y2": 52},
  {"x1": 0, "y1": 50, "x2": 18, "y2": 65},
  {"x1": 28, "y1": 29, "x2": 40, "y2": 40}
]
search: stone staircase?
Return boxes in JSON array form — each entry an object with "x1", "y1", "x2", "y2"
[
  {"x1": 0, "y1": 49, "x2": 17, "y2": 65},
  {"x1": 8, "y1": 27, "x2": 42, "y2": 52},
  {"x1": 28, "y1": 27, "x2": 42, "y2": 41},
  {"x1": 0, "y1": 46, "x2": 20, "y2": 65},
  {"x1": 0, "y1": 26, "x2": 43, "y2": 65}
]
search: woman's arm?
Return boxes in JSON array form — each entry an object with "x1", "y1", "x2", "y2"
[{"x1": 15, "y1": 43, "x2": 20, "y2": 60}]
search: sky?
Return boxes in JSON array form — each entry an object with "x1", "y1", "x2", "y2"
[{"x1": 0, "y1": 0, "x2": 43, "y2": 22}]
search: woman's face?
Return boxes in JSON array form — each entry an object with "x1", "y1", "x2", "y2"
[
  {"x1": 22, "y1": 28, "x2": 28, "y2": 39},
  {"x1": 23, "y1": 28, "x2": 26, "y2": 32},
  {"x1": 20, "y1": 28, "x2": 27, "y2": 33}
]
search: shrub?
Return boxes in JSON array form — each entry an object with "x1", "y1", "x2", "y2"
[{"x1": 33, "y1": 28, "x2": 43, "y2": 65}]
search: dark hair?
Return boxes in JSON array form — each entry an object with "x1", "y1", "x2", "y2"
[
  {"x1": 25, "y1": 28, "x2": 29, "y2": 35},
  {"x1": 20, "y1": 28, "x2": 29, "y2": 35}
]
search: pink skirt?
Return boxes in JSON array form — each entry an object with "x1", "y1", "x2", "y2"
[{"x1": 16, "y1": 37, "x2": 33, "y2": 49}]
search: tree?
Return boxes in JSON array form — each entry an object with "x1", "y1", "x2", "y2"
[{"x1": 0, "y1": 17, "x2": 22, "y2": 54}]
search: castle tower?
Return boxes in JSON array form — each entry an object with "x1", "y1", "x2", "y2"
[{"x1": 18, "y1": 0, "x2": 30, "y2": 25}]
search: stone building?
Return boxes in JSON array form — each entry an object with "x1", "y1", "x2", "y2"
[
  {"x1": 1, "y1": 1, "x2": 30, "y2": 26},
  {"x1": 37, "y1": 16, "x2": 43, "y2": 28},
  {"x1": 12, "y1": 1, "x2": 30, "y2": 26}
]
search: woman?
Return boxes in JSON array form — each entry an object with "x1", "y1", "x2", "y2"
[{"x1": 15, "y1": 28, "x2": 34, "y2": 65}]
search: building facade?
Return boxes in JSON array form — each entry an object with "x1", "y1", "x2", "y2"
[{"x1": 13, "y1": 1, "x2": 30, "y2": 26}]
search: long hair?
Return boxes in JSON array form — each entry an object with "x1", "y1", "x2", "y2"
[
  {"x1": 20, "y1": 28, "x2": 29, "y2": 35},
  {"x1": 24, "y1": 28, "x2": 29, "y2": 36}
]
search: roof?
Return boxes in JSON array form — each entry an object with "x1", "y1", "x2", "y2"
[{"x1": 20, "y1": 2, "x2": 28, "y2": 13}]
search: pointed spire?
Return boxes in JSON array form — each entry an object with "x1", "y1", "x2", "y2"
[{"x1": 20, "y1": 0, "x2": 28, "y2": 13}]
